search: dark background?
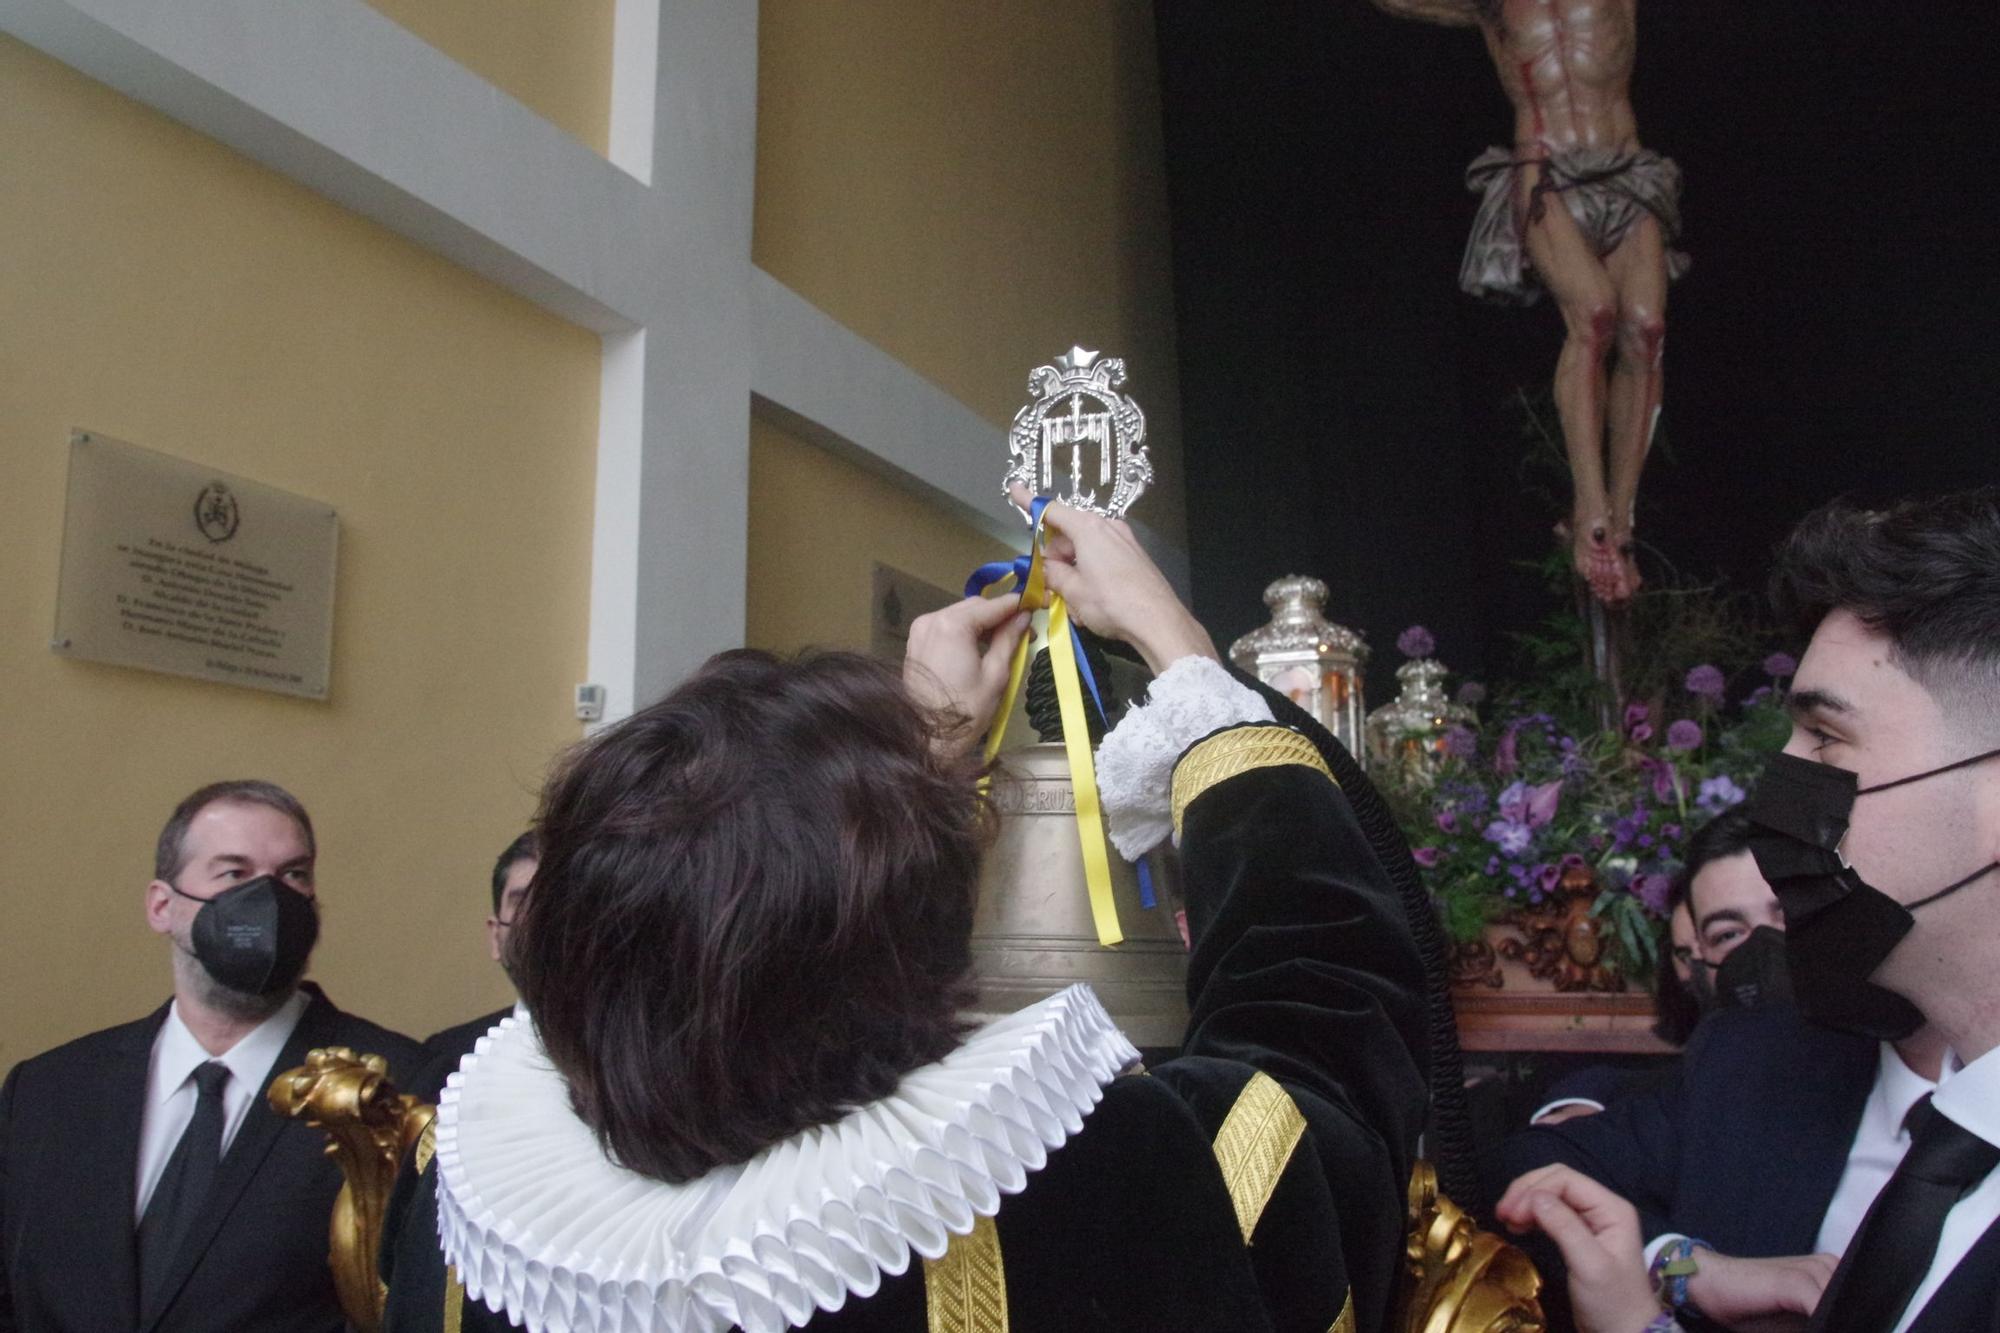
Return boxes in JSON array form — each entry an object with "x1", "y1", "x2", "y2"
[{"x1": 1156, "y1": 0, "x2": 1999, "y2": 700}]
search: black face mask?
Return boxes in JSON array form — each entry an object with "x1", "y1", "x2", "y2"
[
  {"x1": 1745, "y1": 748, "x2": 2000, "y2": 1040},
  {"x1": 172, "y1": 874, "x2": 319, "y2": 996},
  {"x1": 1703, "y1": 925, "x2": 1793, "y2": 1013},
  {"x1": 1683, "y1": 949, "x2": 1716, "y2": 1011}
]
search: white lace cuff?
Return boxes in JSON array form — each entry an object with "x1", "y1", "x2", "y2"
[{"x1": 1095, "y1": 655, "x2": 1273, "y2": 859}]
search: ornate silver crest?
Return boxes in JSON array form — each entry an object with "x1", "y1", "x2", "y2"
[{"x1": 1003, "y1": 347, "x2": 1151, "y2": 519}]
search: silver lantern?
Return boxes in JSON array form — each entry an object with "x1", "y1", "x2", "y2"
[
  {"x1": 1228, "y1": 575, "x2": 1370, "y2": 759},
  {"x1": 1365, "y1": 657, "x2": 1476, "y2": 787},
  {"x1": 969, "y1": 744, "x2": 1190, "y2": 1048}
]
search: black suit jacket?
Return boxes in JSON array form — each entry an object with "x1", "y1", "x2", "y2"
[
  {"x1": 1904, "y1": 1213, "x2": 2000, "y2": 1332},
  {"x1": 419, "y1": 1007, "x2": 513, "y2": 1096},
  {"x1": 1504, "y1": 1004, "x2": 1878, "y2": 1258},
  {"x1": 1499, "y1": 1004, "x2": 1873, "y2": 1332},
  {"x1": 0, "y1": 982, "x2": 426, "y2": 1333},
  {"x1": 1509, "y1": 1006, "x2": 2000, "y2": 1332}
]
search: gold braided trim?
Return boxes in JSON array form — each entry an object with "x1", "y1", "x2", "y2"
[
  {"x1": 923, "y1": 1213, "x2": 1009, "y2": 1333},
  {"x1": 416, "y1": 1116, "x2": 438, "y2": 1175},
  {"x1": 1172, "y1": 726, "x2": 1335, "y2": 840},
  {"x1": 1329, "y1": 1289, "x2": 1354, "y2": 1333},
  {"x1": 1212, "y1": 1071, "x2": 1309, "y2": 1244},
  {"x1": 443, "y1": 1265, "x2": 464, "y2": 1333}
]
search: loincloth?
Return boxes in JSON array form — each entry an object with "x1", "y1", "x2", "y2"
[{"x1": 1461, "y1": 144, "x2": 1691, "y2": 305}]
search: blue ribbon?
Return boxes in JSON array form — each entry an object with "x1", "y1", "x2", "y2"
[{"x1": 966, "y1": 497, "x2": 1157, "y2": 910}]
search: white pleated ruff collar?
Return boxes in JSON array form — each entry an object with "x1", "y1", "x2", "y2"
[{"x1": 434, "y1": 985, "x2": 1140, "y2": 1333}]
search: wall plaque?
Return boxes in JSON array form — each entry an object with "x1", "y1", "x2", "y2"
[
  {"x1": 869, "y1": 563, "x2": 957, "y2": 664},
  {"x1": 52, "y1": 430, "x2": 339, "y2": 699}
]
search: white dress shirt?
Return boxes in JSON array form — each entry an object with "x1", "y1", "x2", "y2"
[
  {"x1": 1893, "y1": 1044, "x2": 2000, "y2": 1333},
  {"x1": 1814, "y1": 1041, "x2": 1940, "y2": 1256},
  {"x1": 133, "y1": 990, "x2": 310, "y2": 1220}
]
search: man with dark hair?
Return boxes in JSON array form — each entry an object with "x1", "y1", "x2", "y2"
[
  {"x1": 1502, "y1": 487, "x2": 2000, "y2": 1330},
  {"x1": 0, "y1": 780, "x2": 425, "y2": 1332},
  {"x1": 1680, "y1": 811, "x2": 1785, "y2": 986},
  {"x1": 422, "y1": 831, "x2": 536, "y2": 1071},
  {"x1": 1738, "y1": 486, "x2": 2000, "y2": 1330},
  {"x1": 1524, "y1": 809, "x2": 1784, "y2": 1131}
]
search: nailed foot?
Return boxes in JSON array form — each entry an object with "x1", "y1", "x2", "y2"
[{"x1": 1561, "y1": 518, "x2": 1629, "y2": 607}]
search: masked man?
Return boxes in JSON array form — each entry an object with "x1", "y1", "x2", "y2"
[
  {"x1": 1505, "y1": 488, "x2": 2000, "y2": 1332},
  {"x1": 0, "y1": 780, "x2": 427, "y2": 1332},
  {"x1": 1527, "y1": 809, "x2": 1793, "y2": 1130}
]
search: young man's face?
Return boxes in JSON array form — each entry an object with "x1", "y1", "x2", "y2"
[
  {"x1": 1688, "y1": 851, "x2": 1784, "y2": 965},
  {"x1": 1783, "y1": 609, "x2": 1996, "y2": 995}
]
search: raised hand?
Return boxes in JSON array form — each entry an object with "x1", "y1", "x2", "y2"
[
  {"x1": 1007, "y1": 484, "x2": 1217, "y2": 675},
  {"x1": 902, "y1": 592, "x2": 1030, "y2": 749}
]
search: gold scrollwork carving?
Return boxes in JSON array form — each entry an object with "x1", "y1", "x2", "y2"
[
  {"x1": 267, "y1": 1046, "x2": 437, "y2": 1333},
  {"x1": 1398, "y1": 1162, "x2": 1545, "y2": 1333}
]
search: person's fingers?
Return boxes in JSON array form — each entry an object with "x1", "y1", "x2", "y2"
[
  {"x1": 980, "y1": 613, "x2": 1032, "y2": 692},
  {"x1": 1040, "y1": 557, "x2": 1079, "y2": 602},
  {"x1": 1527, "y1": 1193, "x2": 1602, "y2": 1266},
  {"x1": 1775, "y1": 1271, "x2": 1823, "y2": 1315},
  {"x1": 1497, "y1": 1164, "x2": 1573, "y2": 1224},
  {"x1": 1788, "y1": 1256, "x2": 1839, "y2": 1310},
  {"x1": 1039, "y1": 499, "x2": 1101, "y2": 542},
  {"x1": 1043, "y1": 529, "x2": 1078, "y2": 565},
  {"x1": 1006, "y1": 482, "x2": 1035, "y2": 515},
  {"x1": 952, "y1": 591, "x2": 1023, "y2": 631},
  {"x1": 1547, "y1": 1170, "x2": 1640, "y2": 1238}
]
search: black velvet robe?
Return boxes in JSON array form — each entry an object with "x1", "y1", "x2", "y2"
[{"x1": 382, "y1": 719, "x2": 1430, "y2": 1332}]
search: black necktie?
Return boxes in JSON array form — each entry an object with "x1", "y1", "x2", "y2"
[
  {"x1": 137, "y1": 1060, "x2": 232, "y2": 1307},
  {"x1": 1813, "y1": 1095, "x2": 2000, "y2": 1333}
]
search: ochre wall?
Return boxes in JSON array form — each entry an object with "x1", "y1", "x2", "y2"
[
  {"x1": 753, "y1": 0, "x2": 1188, "y2": 542},
  {"x1": 362, "y1": 0, "x2": 616, "y2": 153},
  {"x1": 745, "y1": 418, "x2": 1014, "y2": 656},
  {"x1": 0, "y1": 38, "x2": 600, "y2": 1066},
  {"x1": 4, "y1": 1, "x2": 1189, "y2": 1067}
]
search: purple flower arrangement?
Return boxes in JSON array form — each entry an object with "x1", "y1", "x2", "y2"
[{"x1": 1381, "y1": 652, "x2": 1796, "y2": 975}]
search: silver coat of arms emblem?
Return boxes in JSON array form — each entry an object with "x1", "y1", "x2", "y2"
[{"x1": 1003, "y1": 346, "x2": 1151, "y2": 520}]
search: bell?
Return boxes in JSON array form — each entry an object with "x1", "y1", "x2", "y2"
[{"x1": 970, "y1": 742, "x2": 1190, "y2": 1049}]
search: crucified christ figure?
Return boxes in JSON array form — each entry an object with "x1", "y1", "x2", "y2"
[{"x1": 1372, "y1": 0, "x2": 1688, "y2": 605}]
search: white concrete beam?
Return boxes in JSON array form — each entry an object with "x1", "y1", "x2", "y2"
[
  {"x1": 2, "y1": 0, "x2": 652, "y2": 333},
  {"x1": 0, "y1": 0, "x2": 1188, "y2": 717}
]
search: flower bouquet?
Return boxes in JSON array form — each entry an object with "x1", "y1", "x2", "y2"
[{"x1": 1380, "y1": 636, "x2": 1796, "y2": 988}]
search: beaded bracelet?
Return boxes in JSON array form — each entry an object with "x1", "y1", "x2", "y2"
[
  {"x1": 1641, "y1": 1314, "x2": 1679, "y2": 1333},
  {"x1": 1648, "y1": 1236, "x2": 1712, "y2": 1312}
]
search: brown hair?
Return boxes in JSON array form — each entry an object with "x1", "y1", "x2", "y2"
[
  {"x1": 510, "y1": 649, "x2": 991, "y2": 1183},
  {"x1": 155, "y1": 780, "x2": 315, "y2": 882}
]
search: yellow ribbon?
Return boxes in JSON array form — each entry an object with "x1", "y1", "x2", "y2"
[{"x1": 975, "y1": 507, "x2": 1122, "y2": 947}]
